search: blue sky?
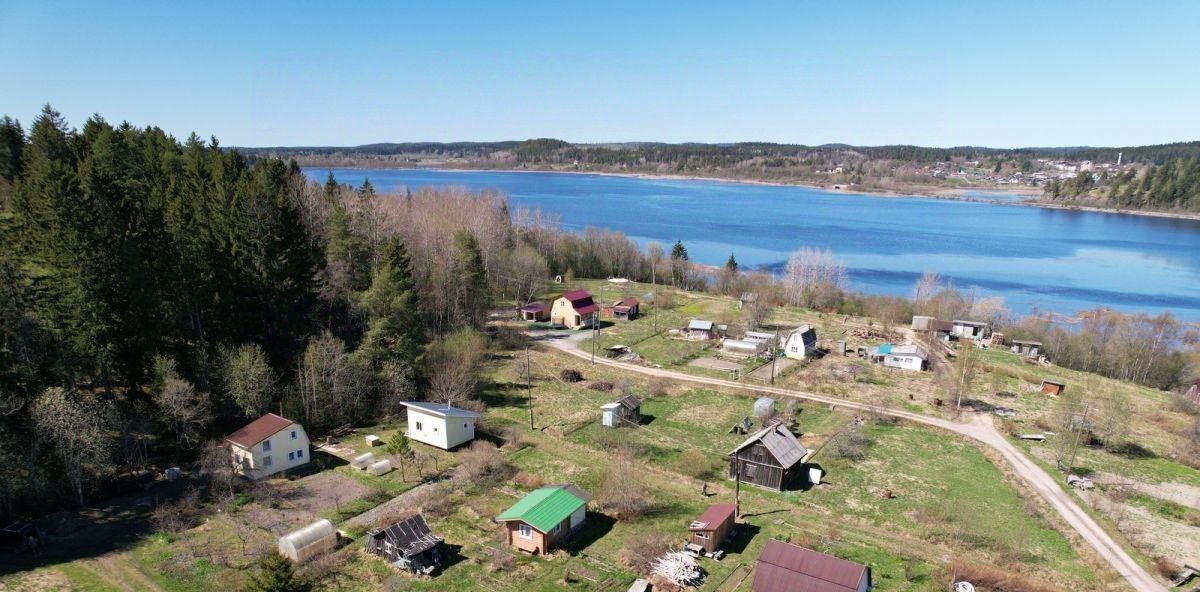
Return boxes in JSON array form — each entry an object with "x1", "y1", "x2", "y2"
[{"x1": 2, "y1": 1, "x2": 1198, "y2": 147}]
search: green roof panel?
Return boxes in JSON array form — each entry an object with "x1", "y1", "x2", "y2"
[{"x1": 497, "y1": 486, "x2": 586, "y2": 533}]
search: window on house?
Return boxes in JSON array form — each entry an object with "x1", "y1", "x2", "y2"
[
  {"x1": 290, "y1": 430, "x2": 297, "y2": 440},
  {"x1": 296, "y1": 448, "x2": 304, "y2": 458},
  {"x1": 464, "y1": 423, "x2": 468, "y2": 429},
  {"x1": 518, "y1": 523, "x2": 533, "y2": 539},
  {"x1": 262, "y1": 440, "x2": 271, "y2": 452},
  {"x1": 288, "y1": 451, "x2": 295, "y2": 461},
  {"x1": 264, "y1": 455, "x2": 273, "y2": 467},
  {"x1": 694, "y1": 532, "x2": 710, "y2": 539},
  {"x1": 550, "y1": 523, "x2": 561, "y2": 535},
  {"x1": 416, "y1": 421, "x2": 423, "y2": 431}
]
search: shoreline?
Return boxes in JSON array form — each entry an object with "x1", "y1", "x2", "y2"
[{"x1": 311, "y1": 163, "x2": 1200, "y2": 222}]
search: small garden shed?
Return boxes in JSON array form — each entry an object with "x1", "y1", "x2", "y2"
[{"x1": 365, "y1": 514, "x2": 445, "y2": 573}]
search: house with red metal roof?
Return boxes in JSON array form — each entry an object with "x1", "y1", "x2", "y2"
[
  {"x1": 551, "y1": 290, "x2": 599, "y2": 329},
  {"x1": 226, "y1": 413, "x2": 310, "y2": 480},
  {"x1": 751, "y1": 539, "x2": 872, "y2": 592}
]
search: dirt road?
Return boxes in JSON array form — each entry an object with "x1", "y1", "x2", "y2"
[{"x1": 538, "y1": 333, "x2": 1162, "y2": 591}]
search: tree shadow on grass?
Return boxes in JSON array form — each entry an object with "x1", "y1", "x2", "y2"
[
  {"x1": 1111, "y1": 442, "x2": 1157, "y2": 459},
  {"x1": 721, "y1": 522, "x2": 761, "y2": 555},
  {"x1": 562, "y1": 513, "x2": 615, "y2": 555}
]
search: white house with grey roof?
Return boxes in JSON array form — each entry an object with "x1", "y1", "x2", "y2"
[
  {"x1": 400, "y1": 402, "x2": 481, "y2": 450},
  {"x1": 781, "y1": 325, "x2": 817, "y2": 360}
]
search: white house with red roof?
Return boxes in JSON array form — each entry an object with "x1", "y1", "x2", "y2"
[
  {"x1": 551, "y1": 290, "x2": 599, "y2": 329},
  {"x1": 226, "y1": 413, "x2": 310, "y2": 480}
]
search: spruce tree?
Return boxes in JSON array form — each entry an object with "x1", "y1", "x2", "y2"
[
  {"x1": 360, "y1": 238, "x2": 425, "y2": 366},
  {"x1": 248, "y1": 551, "x2": 311, "y2": 592},
  {"x1": 454, "y1": 231, "x2": 489, "y2": 328}
]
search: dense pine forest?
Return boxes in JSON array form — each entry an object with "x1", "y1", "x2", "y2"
[
  {"x1": 0, "y1": 107, "x2": 661, "y2": 519},
  {"x1": 1043, "y1": 156, "x2": 1200, "y2": 212}
]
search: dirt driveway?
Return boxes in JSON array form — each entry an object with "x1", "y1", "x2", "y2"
[{"x1": 541, "y1": 334, "x2": 1166, "y2": 592}]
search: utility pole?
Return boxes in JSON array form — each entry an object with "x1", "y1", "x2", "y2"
[
  {"x1": 526, "y1": 345, "x2": 534, "y2": 430},
  {"x1": 652, "y1": 263, "x2": 658, "y2": 334},
  {"x1": 769, "y1": 330, "x2": 780, "y2": 385},
  {"x1": 735, "y1": 453, "x2": 742, "y2": 518},
  {"x1": 1065, "y1": 404, "x2": 1090, "y2": 476}
]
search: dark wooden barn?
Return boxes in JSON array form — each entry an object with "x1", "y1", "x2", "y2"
[
  {"x1": 365, "y1": 514, "x2": 445, "y2": 574},
  {"x1": 728, "y1": 422, "x2": 808, "y2": 491}
]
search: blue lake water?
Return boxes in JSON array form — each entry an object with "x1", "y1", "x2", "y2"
[{"x1": 305, "y1": 168, "x2": 1200, "y2": 322}]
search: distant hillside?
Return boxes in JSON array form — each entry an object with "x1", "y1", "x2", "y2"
[
  {"x1": 237, "y1": 138, "x2": 1200, "y2": 201},
  {"x1": 237, "y1": 139, "x2": 1200, "y2": 166}
]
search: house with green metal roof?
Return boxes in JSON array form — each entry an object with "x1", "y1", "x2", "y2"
[{"x1": 496, "y1": 485, "x2": 590, "y2": 554}]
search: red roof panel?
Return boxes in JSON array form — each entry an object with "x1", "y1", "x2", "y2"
[
  {"x1": 226, "y1": 413, "x2": 295, "y2": 448},
  {"x1": 751, "y1": 539, "x2": 868, "y2": 592}
]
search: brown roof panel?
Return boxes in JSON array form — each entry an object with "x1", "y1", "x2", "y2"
[
  {"x1": 690, "y1": 504, "x2": 736, "y2": 531},
  {"x1": 752, "y1": 540, "x2": 868, "y2": 592},
  {"x1": 226, "y1": 413, "x2": 295, "y2": 448}
]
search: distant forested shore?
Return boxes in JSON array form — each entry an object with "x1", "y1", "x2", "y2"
[{"x1": 236, "y1": 138, "x2": 1200, "y2": 213}]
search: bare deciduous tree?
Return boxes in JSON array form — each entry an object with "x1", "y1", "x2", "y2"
[
  {"x1": 30, "y1": 387, "x2": 115, "y2": 505},
  {"x1": 156, "y1": 377, "x2": 213, "y2": 449}
]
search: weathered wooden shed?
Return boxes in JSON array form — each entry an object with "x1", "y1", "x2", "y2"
[
  {"x1": 365, "y1": 514, "x2": 445, "y2": 573},
  {"x1": 601, "y1": 395, "x2": 642, "y2": 428},
  {"x1": 1040, "y1": 380, "x2": 1065, "y2": 396},
  {"x1": 688, "y1": 503, "x2": 736, "y2": 554},
  {"x1": 728, "y1": 422, "x2": 808, "y2": 491},
  {"x1": 278, "y1": 519, "x2": 337, "y2": 563}
]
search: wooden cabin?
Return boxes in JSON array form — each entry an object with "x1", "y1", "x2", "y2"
[
  {"x1": 688, "y1": 504, "x2": 736, "y2": 554},
  {"x1": 1040, "y1": 380, "x2": 1065, "y2": 396},
  {"x1": 497, "y1": 485, "x2": 590, "y2": 554},
  {"x1": 364, "y1": 514, "x2": 445, "y2": 574},
  {"x1": 728, "y1": 422, "x2": 808, "y2": 491}
]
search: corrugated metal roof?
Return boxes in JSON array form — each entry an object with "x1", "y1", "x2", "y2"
[
  {"x1": 226, "y1": 413, "x2": 295, "y2": 448},
  {"x1": 689, "y1": 504, "x2": 736, "y2": 532},
  {"x1": 688, "y1": 320, "x2": 714, "y2": 331},
  {"x1": 496, "y1": 486, "x2": 587, "y2": 533},
  {"x1": 369, "y1": 514, "x2": 443, "y2": 557},
  {"x1": 730, "y1": 423, "x2": 807, "y2": 469},
  {"x1": 752, "y1": 539, "x2": 868, "y2": 592}
]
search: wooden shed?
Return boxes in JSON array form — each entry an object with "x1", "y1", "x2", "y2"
[
  {"x1": 688, "y1": 504, "x2": 736, "y2": 554},
  {"x1": 519, "y1": 302, "x2": 549, "y2": 322},
  {"x1": 612, "y1": 297, "x2": 640, "y2": 320},
  {"x1": 601, "y1": 395, "x2": 642, "y2": 428},
  {"x1": 1040, "y1": 380, "x2": 1065, "y2": 396},
  {"x1": 365, "y1": 514, "x2": 445, "y2": 574},
  {"x1": 728, "y1": 422, "x2": 808, "y2": 491}
]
